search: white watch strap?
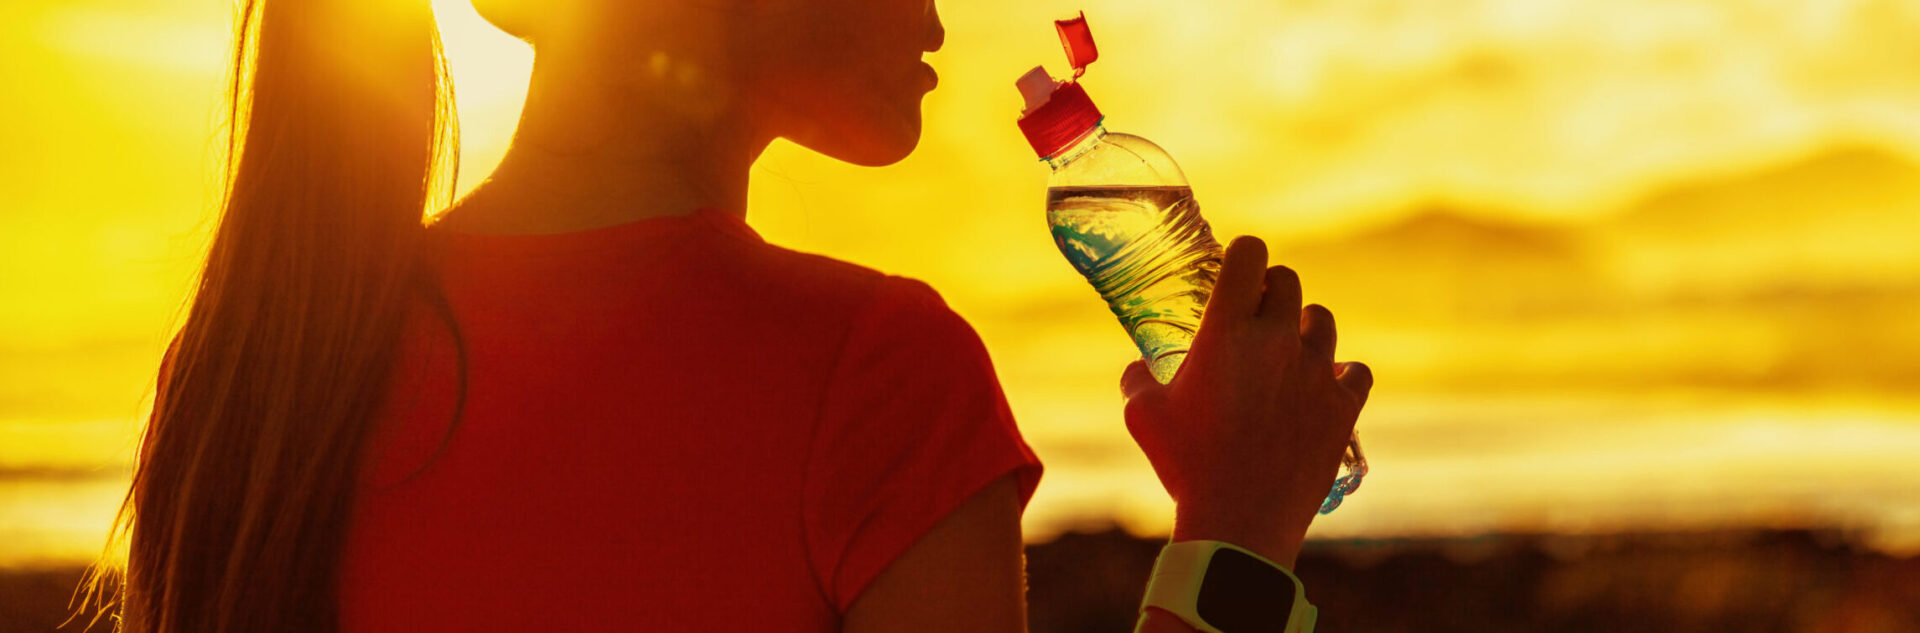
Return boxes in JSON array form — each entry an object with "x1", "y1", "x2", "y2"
[{"x1": 1137, "y1": 540, "x2": 1317, "y2": 633}]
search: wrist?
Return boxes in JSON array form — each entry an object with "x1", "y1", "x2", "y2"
[
  {"x1": 1136, "y1": 607, "x2": 1201, "y2": 633},
  {"x1": 1171, "y1": 511, "x2": 1305, "y2": 570}
]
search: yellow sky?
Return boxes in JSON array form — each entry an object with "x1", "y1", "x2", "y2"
[{"x1": 4, "y1": 0, "x2": 1920, "y2": 565}]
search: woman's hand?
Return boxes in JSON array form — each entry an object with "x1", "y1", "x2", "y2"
[{"x1": 1121, "y1": 235, "x2": 1373, "y2": 569}]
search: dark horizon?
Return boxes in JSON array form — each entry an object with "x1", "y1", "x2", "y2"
[{"x1": 9, "y1": 525, "x2": 1914, "y2": 632}]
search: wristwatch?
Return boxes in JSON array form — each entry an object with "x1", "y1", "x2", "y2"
[{"x1": 1136, "y1": 540, "x2": 1317, "y2": 633}]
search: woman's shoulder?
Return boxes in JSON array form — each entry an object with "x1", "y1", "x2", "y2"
[
  {"x1": 750, "y1": 250, "x2": 961, "y2": 327},
  {"x1": 703, "y1": 227, "x2": 960, "y2": 328}
]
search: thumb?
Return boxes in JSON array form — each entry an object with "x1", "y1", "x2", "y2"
[
  {"x1": 1121, "y1": 359, "x2": 1161, "y2": 400},
  {"x1": 1122, "y1": 375, "x2": 1174, "y2": 465},
  {"x1": 1121, "y1": 359, "x2": 1174, "y2": 459}
]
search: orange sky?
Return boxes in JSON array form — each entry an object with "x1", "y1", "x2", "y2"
[{"x1": 4, "y1": 0, "x2": 1920, "y2": 566}]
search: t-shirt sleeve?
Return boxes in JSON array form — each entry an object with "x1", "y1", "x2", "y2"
[{"x1": 802, "y1": 275, "x2": 1045, "y2": 613}]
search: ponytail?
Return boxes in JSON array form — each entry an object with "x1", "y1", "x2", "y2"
[{"x1": 81, "y1": 0, "x2": 457, "y2": 630}]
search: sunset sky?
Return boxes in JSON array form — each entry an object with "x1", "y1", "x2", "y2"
[{"x1": 4, "y1": 0, "x2": 1919, "y2": 566}]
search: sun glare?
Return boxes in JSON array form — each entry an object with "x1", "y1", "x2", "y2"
[{"x1": 431, "y1": 0, "x2": 534, "y2": 196}]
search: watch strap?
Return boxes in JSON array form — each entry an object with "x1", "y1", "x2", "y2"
[{"x1": 1136, "y1": 540, "x2": 1317, "y2": 633}]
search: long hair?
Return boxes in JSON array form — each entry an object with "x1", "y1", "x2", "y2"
[{"x1": 78, "y1": 0, "x2": 458, "y2": 630}]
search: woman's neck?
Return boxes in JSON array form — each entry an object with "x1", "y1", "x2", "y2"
[{"x1": 439, "y1": 51, "x2": 770, "y2": 235}]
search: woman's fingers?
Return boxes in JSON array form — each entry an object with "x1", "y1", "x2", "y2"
[
  {"x1": 1299, "y1": 304, "x2": 1336, "y2": 362},
  {"x1": 1335, "y1": 361, "x2": 1374, "y2": 408},
  {"x1": 1201, "y1": 236, "x2": 1268, "y2": 331},
  {"x1": 1257, "y1": 265, "x2": 1303, "y2": 333}
]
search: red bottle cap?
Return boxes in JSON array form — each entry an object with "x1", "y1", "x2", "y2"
[
  {"x1": 1016, "y1": 79, "x2": 1103, "y2": 159},
  {"x1": 1015, "y1": 12, "x2": 1104, "y2": 159},
  {"x1": 1055, "y1": 12, "x2": 1099, "y2": 78}
]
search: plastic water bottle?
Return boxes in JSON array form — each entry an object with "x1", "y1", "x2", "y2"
[{"x1": 1016, "y1": 13, "x2": 1366, "y2": 514}]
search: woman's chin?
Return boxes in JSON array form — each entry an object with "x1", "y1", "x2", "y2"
[
  {"x1": 799, "y1": 112, "x2": 923, "y2": 167},
  {"x1": 836, "y1": 136, "x2": 920, "y2": 167}
]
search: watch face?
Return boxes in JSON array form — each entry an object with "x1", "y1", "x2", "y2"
[{"x1": 1195, "y1": 548, "x2": 1297, "y2": 632}]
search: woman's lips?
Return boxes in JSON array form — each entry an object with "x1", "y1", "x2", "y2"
[{"x1": 915, "y1": 61, "x2": 939, "y2": 91}]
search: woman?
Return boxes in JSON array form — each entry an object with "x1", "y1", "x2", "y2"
[{"x1": 92, "y1": 0, "x2": 1372, "y2": 631}]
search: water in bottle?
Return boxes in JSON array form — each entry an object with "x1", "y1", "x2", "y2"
[{"x1": 1046, "y1": 185, "x2": 1221, "y2": 384}]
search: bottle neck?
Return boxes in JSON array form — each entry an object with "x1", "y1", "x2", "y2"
[{"x1": 1044, "y1": 122, "x2": 1108, "y2": 170}]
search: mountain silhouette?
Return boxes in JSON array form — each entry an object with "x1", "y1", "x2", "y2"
[
  {"x1": 1278, "y1": 205, "x2": 1605, "y2": 323},
  {"x1": 1604, "y1": 145, "x2": 1920, "y2": 294}
]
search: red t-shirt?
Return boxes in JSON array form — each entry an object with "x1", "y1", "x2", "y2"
[{"x1": 338, "y1": 208, "x2": 1044, "y2": 631}]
